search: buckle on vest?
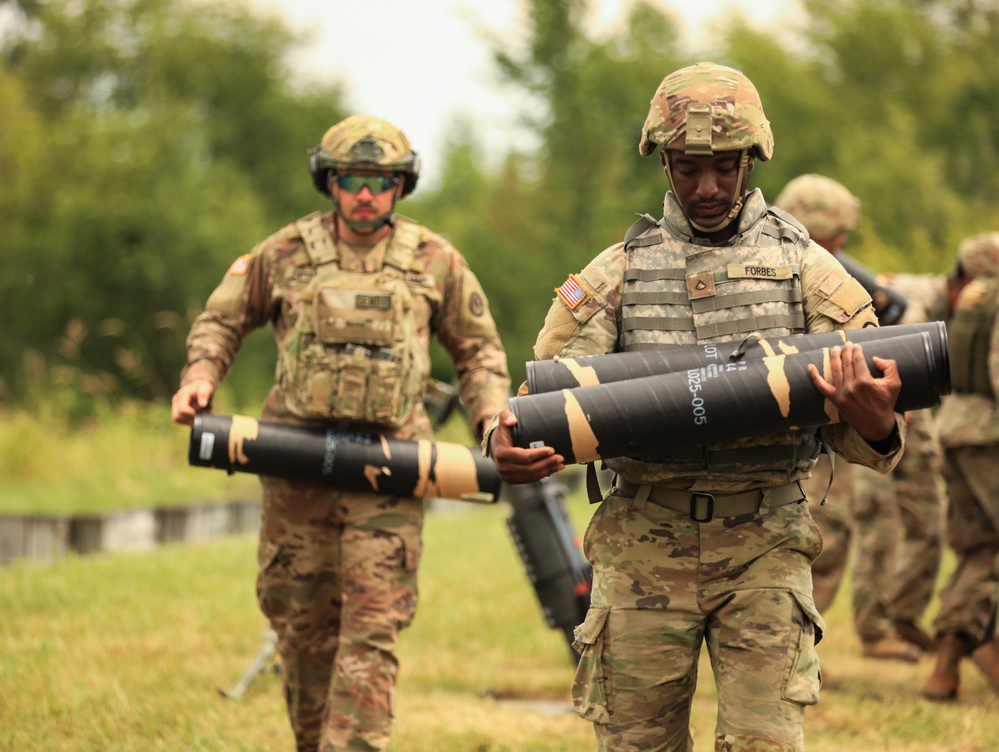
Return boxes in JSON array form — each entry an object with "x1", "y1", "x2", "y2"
[{"x1": 690, "y1": 492, "x2": 714, "y2": 522}]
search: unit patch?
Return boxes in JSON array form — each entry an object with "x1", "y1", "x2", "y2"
[
  {"x1": 556, "y1": 274, "x2": 587, "y2": 310},
  {"x1": 469, "y1": 291, "x2": 484, "y2": 317}
]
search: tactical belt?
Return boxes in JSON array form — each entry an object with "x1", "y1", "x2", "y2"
[{"x1": 612, "y1": 480, "x2": 806, "y2": 523}]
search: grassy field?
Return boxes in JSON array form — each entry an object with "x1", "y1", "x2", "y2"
[
  {"x1": 2, "y1": 501, "x2": 998, "y2": 751},
  {"x1": 0, "y1": 400, "x2": 260, "y2": 517},
  {"x1": 2, "y1": 403, "x2": 998, "y2": 750}
]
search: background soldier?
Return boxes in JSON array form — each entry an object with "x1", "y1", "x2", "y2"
[
  {"x1": 488, "y1": 62, "x2": 905, "y2": 751},
  {"x1": 922, "y1": 232, "x2": 999, "y2": 701},
  {"x1": 774, "y1": 174, "x2": 938, "y2": 663},
  {"x1": 772, "y1": 175, "x2": 862, "y2": 624},
  {"x1": 855, "y1": 269, "x2": 949, "y2": 655},
  {"x1": 171, "y1": 115, "x2": 511, "y2": 751}
]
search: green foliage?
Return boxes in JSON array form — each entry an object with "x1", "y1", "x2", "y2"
[
  {"x1": 0, "y1": 398, "x2": 259, "y2": 516},
  {"x1": 0, "y1": 0, "x2": 345, "y2": 403},
  {"x1": 3, "y1": 0, "x2": 999, "y2": 402}
]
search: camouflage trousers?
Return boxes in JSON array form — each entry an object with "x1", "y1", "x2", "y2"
[
  {"x1": 799, "y1": 455, "x2": 854, "y2": 614},
  {"x1": 256, "y1": 475, "x2": 424, "y2": 752},
  {"x1": 572, "y1": 492, "x2": 823, "y2": 752},
  {"x1": 852, "y1": 409, "x2": 945, "y2": 635},
  {"x1": 803, "y1": 411, "x2": 945, "y2": 637},
  {"x1": 932, "y1": 446, "x2": 999, "y2": 646}
]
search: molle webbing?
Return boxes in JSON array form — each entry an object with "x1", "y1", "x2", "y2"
[
  {"x1": 619, "y1": 220, "x2": 807, "y2": 350},
  {"x1": 295, "y1": 213, "x2": 422, "y2": 274},
  {"x1": 632, "y1": 437, "x2": 820, "y2": 471},
  {"x1": 622, "y1": 285, "x2": 803, "y2": 311},
  {"x1": 621, "y1": 312, "x2": 806, "y2": 340},
  {"x1": 948, "y1": 277, "x2": 999, "y2": 397},
  {"x1": 299, "y1": 213, "x2": 338, "y2": 266},
  {"x1": 623, "y1": 213, "x2": 660, "y2": 246},
  {"x1": 624, "y1": 268, "x2": 686, "y2": 282}
]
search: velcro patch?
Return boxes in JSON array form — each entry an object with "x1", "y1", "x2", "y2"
[
  {"x1": 556, "y1": 274, "x2": 587, "y2": 310},
  {"x1": 727, "y1": 264, "x2": 795, "y2": 280},
  {"x1": 686, "y1": 272, "x2": 716, "y2": 300},
  {"x1": 405, "y1": 273, "x2": 434, "y2": 287},
  {"x1": 356, "y1": 293, "x2": 392, "y2": 310},
  {"x1": 228, "y1": 254, "x2": 252, "y2": 276}
]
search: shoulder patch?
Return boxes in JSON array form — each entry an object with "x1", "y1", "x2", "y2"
[
  {"x1": 228, "y1": 254, "x2": 252, "y2": 276},
  {"x1": 556, "y1": 274, "x2": 588, "y2": 310}
]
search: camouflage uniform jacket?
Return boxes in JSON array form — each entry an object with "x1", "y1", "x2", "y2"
[
  {"x1": 877, "y1": 271, "x2": 950, "y2": 326},
  {"x1": 532, "y1": 189, "x2": 904, "y2": 491},
  {"x1": 181, "y1": 210, "x2": 510, "y2": 441},
  {"x1": 936, "y1": 276, "x2": 999, "y2": 447}
]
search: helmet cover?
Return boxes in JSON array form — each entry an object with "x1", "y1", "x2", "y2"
[
  {"x1": 311, "y1": 115, "x2": 421, "y2": 197},
  {"x1": 639, "y1": 61, "x2": 774, "y2": 161},
  {"x1": 773, "y1": 174, "x2": 861, "y2": 240},
  {"x1": 958, "y1": 231, "x2": 999, "y2": 279}
]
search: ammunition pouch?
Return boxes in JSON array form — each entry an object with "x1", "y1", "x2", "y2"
[{"x1": 278, "y1": 270, "x2": 430, "y2": 426}]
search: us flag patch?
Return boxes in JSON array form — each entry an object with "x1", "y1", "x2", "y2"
[
  {"x1": 228, "y1": 254, "x2": 251, "y2": 275},
  {"x1": 556, "y1": 274, "x2": 587, "y2": 309}
]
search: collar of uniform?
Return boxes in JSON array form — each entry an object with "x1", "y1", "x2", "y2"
[{"x1": 661, "y1": 187, "x2": 768, "y2": 245}]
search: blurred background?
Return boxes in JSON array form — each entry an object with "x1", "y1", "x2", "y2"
[
  {"x1": 4, "y1": 3, "x2": 999, "y2": 748},
  {"x1": 3, "y1": 0, "x2": 998, "y2": 413}
]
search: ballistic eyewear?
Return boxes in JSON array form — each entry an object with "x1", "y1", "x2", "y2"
[{"x1": 334, "y1": 174, "x2": 399, "y2": 194}]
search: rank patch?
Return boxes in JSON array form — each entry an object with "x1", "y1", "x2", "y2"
[
  {"x1": 686, "y1": 272, "x2": 716, "y2": 299},
  {"x1": 556, "y1": 274, "x2": 587, "y2": 310}
]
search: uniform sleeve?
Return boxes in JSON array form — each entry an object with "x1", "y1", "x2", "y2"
[
  {"x1": 800, "y1": 241, "x2": 878, "y2": 333},
  {"x1": 180, "y1": 245, "x2": 274, "y2": 389},
  {"x1": 990, "y1": 296, "x2": 999, "y2": 397},
  {"x1": 532, "y1": 244, "x2": 626, "y2": 361},
  {"x1": 433, "y1": 248, "x2": 511, "y2": 438},
  {"x1": 800, "y1": 241, "x2": 905, "y2": 472}
]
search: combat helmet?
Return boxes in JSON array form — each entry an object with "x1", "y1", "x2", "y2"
[
  {"x1": 957, "y1": 231, "x2": 999, "y2": 279},
  {"x1": 639, "y1": 61, "x2": 773, "y2": 161},
  {"x1": 639, "y1": 62, "x2": 773, "y2": 233},
  {"x1": 773, "y1": 174, "x2": 861, "y2": 242},
  {"x1": 308, "y1": 115, "x2": 421, "y2": 199}
]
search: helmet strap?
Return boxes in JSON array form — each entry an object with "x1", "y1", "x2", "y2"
[
  {"x1": 333, "y1": 204, "x2": 394, "y2": 235},
  {"x1": 663, "y1": 149, "x2": 750, "y2": 235}
]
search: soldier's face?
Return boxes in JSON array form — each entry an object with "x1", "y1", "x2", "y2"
[
  {"x1": 666, "y1": 150, "x2": 749, "y2": 230},
  {"x1": 331, "y1": 169, "x2": 403, "y2": 222}
]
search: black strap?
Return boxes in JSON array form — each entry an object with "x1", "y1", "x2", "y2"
[
  {"x1": 585, "y1": 462, "x2": 604, "y2": 504},
  {"x1": 818, "y1": 435, "x2": 835, "y2": 506}
]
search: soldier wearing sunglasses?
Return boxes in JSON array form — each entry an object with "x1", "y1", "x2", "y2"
[{"x1": 171, "y1": 115, "x2": 511, "y2": 751}]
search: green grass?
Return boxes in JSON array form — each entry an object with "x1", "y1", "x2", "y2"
[
  {"x1": 0, "y1": 400, "x2": 260, "y2": 516},
  {"x1": 0, "y1": 394, "x2": 478, "y2": 517},
  {"x1": 2, "y1": 501, "x2": 999, "y2": 751},
  {"x1": 2, "y1": 402, "x2": 998, "y2": 750}
]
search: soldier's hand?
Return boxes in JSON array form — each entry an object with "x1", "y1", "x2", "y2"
[
  {"x1": 807, "y1": 342, "x2": 901, "y2": 443},
  {"x1": 171, "y1": 379, "x2": 215, "y2": 426},
  {"x1": 489, "y1": 409, "x2": 565, "y2": 484}
]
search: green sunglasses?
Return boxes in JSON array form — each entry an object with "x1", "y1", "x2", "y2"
[{"x1": 334, "y1": 174, "x2": 399, "y2": 194}]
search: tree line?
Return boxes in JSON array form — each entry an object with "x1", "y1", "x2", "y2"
[{"x1": 2, "y1": 0, "x2": 998, "y2": 410}]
